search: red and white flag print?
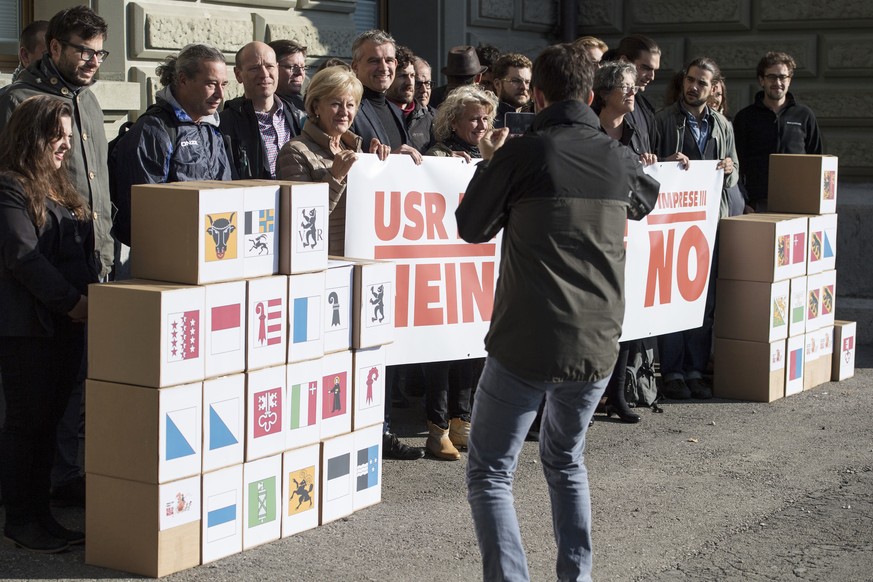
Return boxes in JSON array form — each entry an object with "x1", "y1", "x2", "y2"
[
  {"x1": 168, "y1": 310, "x2": 200, "y2": 362},
  {"x1": 254, "y1": 298, "x2": 283, "y2": 347},
  {"x1": 211, "y1": 303, "x2": 241, "y2": 355}
]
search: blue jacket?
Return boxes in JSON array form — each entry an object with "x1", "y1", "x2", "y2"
[{"x1": 110, "y1": 87, "x2": 232, "y2": 246}]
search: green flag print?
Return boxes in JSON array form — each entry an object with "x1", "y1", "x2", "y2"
[{"x1": 248, "y1": 476, "x2": 277, "y2": 528}]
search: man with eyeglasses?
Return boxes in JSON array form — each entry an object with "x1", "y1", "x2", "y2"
[
  {"x1": 386, "y1": 47, "x2": 435, "y2": 153},
  {"x1": 0, "y1": 6, "x2": 115, "y2": 516},
  {"x1": 491, "y1": 53, "x2": 534, "y2": 129},
  {"x1": 268, "y1": 39, "x2": 308, "y2": 134},
  {"x1": 733, "y1": 51, "x2": 822, "y2": 212}
]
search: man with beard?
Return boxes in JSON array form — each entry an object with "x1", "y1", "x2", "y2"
[
  {"x1": 653, "y1": 57, "x2": 739, "y2": 401},
  {"x1": 0, "y1": 6, "x2": 114, "y2": 508},
  {"x1": 221, "y1": 41, "x2": 296, "y2": 179},
  {"x1": 111, "y1": 44, "x2": 232, "y2": 249},
  {"x1": 491, "y1": 53, "x2": 533, "y2": 129},
  {"x1": 386, "y1": 46, "x2": 435, "y2": 153},
  {"x1": 733, "y1": 51, "x2": 822, "y2": 212}
]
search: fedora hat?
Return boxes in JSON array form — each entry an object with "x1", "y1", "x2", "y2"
[{"x1": 441, "y1": 46, "x2": 488, "y2": 77}]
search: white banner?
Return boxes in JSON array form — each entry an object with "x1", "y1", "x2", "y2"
[{"x1": 345, "y1": 154, "x2": 722, "y2": 365}]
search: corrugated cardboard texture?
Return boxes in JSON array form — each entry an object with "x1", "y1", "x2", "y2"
[
  {"x1": 714, "y1": 338, "x2": 785, "y2": 403},
  {"x1": 132, "y1": 184, "x2": 201, "y2": 284},
  {"x1": 714, "y1": 278, "x2": 789, "y2": 343},
  {"x1": 768, "y1": 154, "x2": 837, "y2": 215}
]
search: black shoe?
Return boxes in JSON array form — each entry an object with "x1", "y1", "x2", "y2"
[
  {"x1": 662, "y1": 378, "x2": 691, "y2": 400},
  {"x1": 383, "y1": 432, "x2": 424, "y2": 460},
  {"x1": 687, "y1": 378, "x2": 712, "y2": 400},
  {"x1": 4, "y1": 522, "x2": 69, "y2": 554},
  {"x1": 604, "y1": 403, "x2": 641, "y2": 423},
  {"x1": 39, "y1": 517, "x2": 84, "y2": 545},
  {"x1": 51, "y1": 475, "x2": 85, "y2": 508}
]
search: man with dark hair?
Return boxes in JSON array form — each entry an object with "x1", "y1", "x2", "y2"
[
  {"x1": 458, "y1": 43, "x2": 658, "y2": 581},
  {"x1": 733, "y1": 51, "x2": 822, "y2": 211},
  {"x1": 429, "y1": 45, "x2": 487, "y2": 108},
  {"x1": 0, "y1": 6, "x2": 114, "y2": 510},
  {"x1": 386, "y1": 46, "x2": 435, "y2": 153},
  {"x1": 268, "y1": 38, "x2": 309, "y2": 123},
  {"x1": 221, "y1": 41, "x2": 298, "y2": 179},
  {"x1": 653, "y1": 56, "x2": 739, "y2": 400},
  {"x1": 4, "y1": 20, "x2": 49, "y2": 86},
  {"x1": 349, "y1": 29, "x2": 421, "y2": 163},
  {"x1": 111, "y1": 43, "x2": 232, "y2": 248},
  {"x1": 491, "y1": 52, "x2": 533, "y2": 128},
  {"x1": 613, "y1": 34, "x2": 661, "y2": 145},
  {"x1": 476, "y1": 43, "x2": 501, "y2": 90}
]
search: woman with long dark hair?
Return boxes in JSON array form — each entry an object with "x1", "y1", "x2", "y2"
[{"x1": 0, "y1": 95, "x2": 98, "y2": 552}]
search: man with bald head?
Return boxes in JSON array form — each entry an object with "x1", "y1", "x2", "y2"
[{"x1": 220, "y1": 41, "x2": 297, "y2": 179}]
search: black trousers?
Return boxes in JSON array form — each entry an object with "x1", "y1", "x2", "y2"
[
  {"x1": 0, "y1": 320, "x2": 85, "y2": 526},
  {"x1": 423, "y1": 359, "x2": 481, "y2": 427}
]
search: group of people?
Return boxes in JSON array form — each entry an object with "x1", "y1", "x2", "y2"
[{"x1": 0, "y1": 4, "x2": 824, "y2": 579}]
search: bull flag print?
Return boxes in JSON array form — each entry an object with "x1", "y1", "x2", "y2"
[
  {"x1": 168, "y1": 310, "x2": 200, "y2": 362},
  {"x1": 325, "y1": 453, "x2": 350, "y2": 501},
  {"x1": 245, "y1": 209, "x2": 275, "y2": 258},
  {"x1": 206, "y1": 489, "x2": 238, "y2": 542},
  {"x1": 253, "y1": 387, "x2": 282, "y2": 439},
  {"x1": 293, "y1": 296, "x2": 322, "y2": 343},
  {"x1": 356, "y1": 445, "x2": 379, "y2": 492},
  {"x1": 254, "y1": 298, "x2": 283, "y2": 347},
  {"x1": 204, "y1": 212, "x2": 238, "y2": 262},
  {"x1": 286, "y1": 466, "x2": 316, "y2": 516},
  {"x1": 288, "y1": 381, "x2": 318, "y2": 429},
  {"x1": 247, "y1": 477, "x2": 277, "y2": 527},
  {"x1": 211, "y1": 303, "x2": 241, "y2": 355},
  {"x1": 322, "y1": 372, "x2": 347, "y2": 419}
]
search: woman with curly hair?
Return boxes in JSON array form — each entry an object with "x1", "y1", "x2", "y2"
[
  {"x1": 0, "y1": 95, "x2": 98, "y2": 552},
  {"x1": 427, "y1": 85, "x2": 498, "y2": 162}
]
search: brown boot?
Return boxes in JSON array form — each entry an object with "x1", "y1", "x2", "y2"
[
  {"x1": 426, "y1": 421, "x2": 460, "y2": 460},
  {"x1": 448, "y1": 418, "x2": 470, "y2": 449}
]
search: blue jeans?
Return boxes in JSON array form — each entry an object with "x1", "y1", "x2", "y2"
[{"x1": 466, "y1": 357, "x2": 609, "y2": 582}]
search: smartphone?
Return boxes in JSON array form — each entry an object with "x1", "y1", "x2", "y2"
[{"x1": 504, "y1": 112, "x2": 535, "y2": 137}]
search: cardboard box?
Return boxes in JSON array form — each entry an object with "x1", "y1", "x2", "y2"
[
  {"x1": 279, "y1": 182, "x2": 330, "y2": 274},
  {"x1": 204, "y1": 280, "x2": 247, "y2": 379},
  {"x1": 718, "y1": 214, "x2": 808, "y2": 282},
  {"x1": 86, "y1": 473, "x2": 201, "y2": 577},
  {"x1": 324, "y1": 258, "x2": 354, "y2": 354},
  {"x1": 353, "y1": 424, "x2": 383, "y2": 511},
  {"x1": 320, "y1": 432, "x2": 356, "y2": 525},
  {"x1": 86, "y1": 380, "x2": 201, "y2": 484},
  {"x1": 242, "y1": 183, "x2": 281, "y2": 278},
  {"x1": 247, "y1": 275, "x2": 288, "y2": 371},
  {"x1": 320, "y1": 350, "x2": 352, "y2": 440},
  {"x1": 805, "y1": 270, "x2": 836, "y2": 332},
  {"x1": 88, "y1": 280, "x2": 205, "y2": 388},
  {"x1": 281, "y1": 444, "x2": 321, "y2": 538},
  {"x1": 803, "y1": 326, "x2": 833, "y2": 391},
  {"x1": 288, "y1": 270, "x2": 326, "y2": 363},
  {"x1": 353, "y1": 260, "x2": 396, "y2": 348},
  {"x1": 242, "y1": 454, "x2": 282, "y2": 550},
  {"x1": 201, "y1": 464, "x2": 243, "y2": 564},
  {"x1": 788, "y1": 276, "x2": 807, "y2": 337},
  {"x1": 785, "y1": 334, "x2": 805, "y2": 396},
  {"x1": 285, "y1": 358, "x2": 322, "y2": 450},
  {"x1": 806, "y1": 213, "x2": 837, "y2": 275},
  {"x1": 245, "y1": 365, "x2": 287, "y2": 462},
  {"x1": 768, "y1": 154, "x2": 838, "y2": 215},
  {"x1": 832, "y1": 320, "x2": 857, "y2": 381},
  {"x1": 131, "y1": 182, "x2": 247, "y2": 284},
  {"x1": 714, "y1": 279, "x2": 789, "y2": 343},
  {"x1": 352, "y1": 346, "x2": 386, "y2": 430},
  {"x1": 713, "y1": 338, "x2": 785, "y2": 403},
  {"x1": 203, "y1": 374, "x2": 245, "y2": 473}
]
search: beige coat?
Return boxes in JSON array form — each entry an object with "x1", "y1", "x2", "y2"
[{"x1": 276, "y1": 121, "x2": 362, "y2": 256}]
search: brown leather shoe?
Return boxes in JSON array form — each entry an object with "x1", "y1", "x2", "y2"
[
  {"x1": 426, "y1": 421, "x2": 461, "y2": 460},
  {"x1": 448, "y1": 418, "x2": 470, "y2": 449}
]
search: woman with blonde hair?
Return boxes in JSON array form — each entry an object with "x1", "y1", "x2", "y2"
[
  {"x1": 427, "y1": 85, "x2": 499, "y2": 162},
  {"x1": 277, "y1": 65, "x2": 389, "y2": 255},
  {"x1": 0, "y1": 95, "x2": 98, "y2": 552}
]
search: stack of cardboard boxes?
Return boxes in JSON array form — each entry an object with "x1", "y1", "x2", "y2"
[
  {"x1": 714, "y1": 155, "x2": 856, "y2": 402},
  {"x1": 84, "y1": 181, "x2": 395, "y2": 576}
]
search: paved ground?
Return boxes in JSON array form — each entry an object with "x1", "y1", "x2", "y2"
[{"x1": 2, "y1": 347, "x2": 872, "y2": 581}]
